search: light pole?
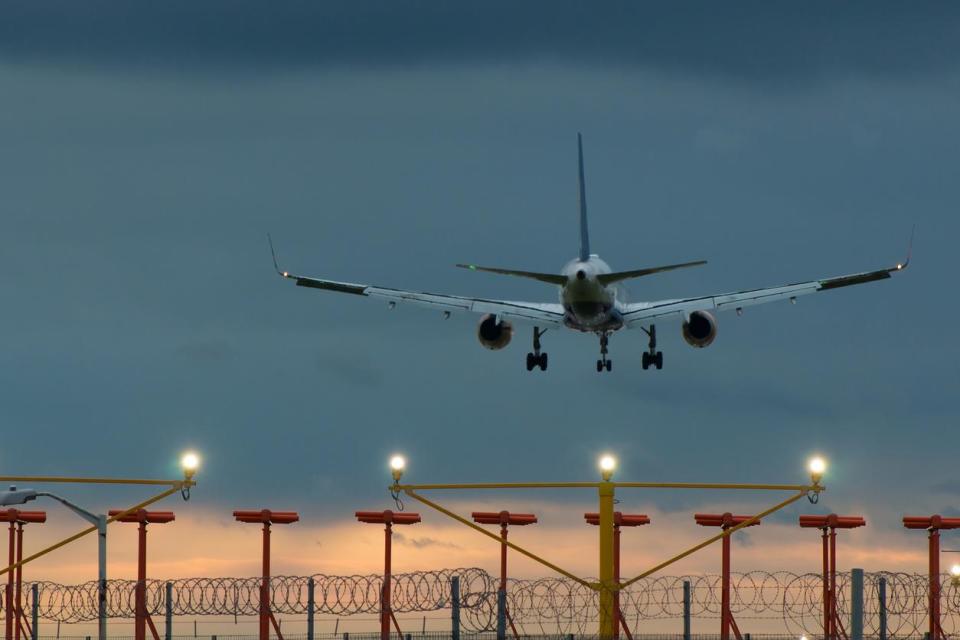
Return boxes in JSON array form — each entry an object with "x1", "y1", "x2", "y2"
[{"x1": 0, "y1": 452, "x2": 201, "y2": 640}]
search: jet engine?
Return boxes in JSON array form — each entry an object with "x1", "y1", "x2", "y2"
[
  {"x1": 682, "y1": 310, "x2": 717, "y2": 348},
  {"x1": 477, "y1": 314, "x2": 513, "y2": 350}
]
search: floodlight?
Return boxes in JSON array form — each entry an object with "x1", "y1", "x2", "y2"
[
  {"x1": 808, "y1": 456, "x2": 826, "y2": 485},
  {"x1": 390, "y1": 455, "x2": 406, "y2": 482},
  {"x1": 181, "y1": 452, "x2": 200, "y2": 479},
  {"x1": 599, "y1": 455, "x2": 616, "y2": 481}
]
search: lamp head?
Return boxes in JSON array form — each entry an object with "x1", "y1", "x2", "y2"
[
  {"x1": 808, "y1": 456, "x2": 826, "y2": 486},
  {"x1": 389, "y1": 455, "x2": 406, "y2": 482},
  {"x1": 181, "y1": 452, "x2": 200, "y2": 480},
  {"x1": 599, "y1": 455, "x2": 616, "y2": 482},
  {"x1": 0, "y1": 486, "x2": 38, "y2": 507},
  {"x1": 952, "y1": 564, "x2": 960, "y2": 586}
]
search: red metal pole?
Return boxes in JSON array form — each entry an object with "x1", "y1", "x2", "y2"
[
  {"x1": 261, "y1": 522, "x2": 271, "y2": 640},
  {"x1": 829, "y1": 528, "x2": 837, "y2": 640},
  {"x1": 721, "y1": 527, "x2": 731, "y2": 640},
  {"x1": 134, "y1": 521, "x2": 147, "y2": 640},
  {"x1": 499, "y1": 523, "x2": 508, "y2": 592},
  {"x1": 613, "y1": 523, "x2": 621, "y2": 640},
  {"x1": 6, "y1": 520, "x2": 14, "y2": 640},
  {"x1": 381, "y1": 522, "x2": 392, "y2": 640},
  {"x1": 930, "y1": 528, "x2": 940, "y2": 640},
  {"x1": 821, "y1": 529, "x2": 829, "y2": 640},
  {"x1": 14, "y1": 524, "x2": 23, "y2": 640}
]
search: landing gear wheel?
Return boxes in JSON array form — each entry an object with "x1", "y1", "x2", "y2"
[
  {"x1": 596, "y1": 360, "x2": 603, "y2": 373},
  {"x1": 595, "y1": 332, "x2": 612, "y2": 372},
  {"x1": 605, "y1": 360, "x2": 612, "y2": 372},
  {"x1": 526, "y1": 327, "x2": 548, "y2": 372},
  {"x1": 642, "y1": 325, "x2": 663, "y2": 371}
]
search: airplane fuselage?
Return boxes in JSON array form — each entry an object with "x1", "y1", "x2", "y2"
[{"x1": 559, "y1": 254, "x2": 624, "y2": 332}]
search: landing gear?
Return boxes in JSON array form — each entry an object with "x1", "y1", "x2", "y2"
[
  {"x1": 595, "y1": 332, "x2": 612, "y2": 372},
  {"x1": 526, "y1": 327, "x2": 548, "y2": 371},
  {"x1": 641, "y1": 325, "x2": 664, "y2": 370}
]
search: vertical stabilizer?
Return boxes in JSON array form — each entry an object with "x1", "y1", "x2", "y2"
[{"x1": 577, "y1": 133, "x2": 590, "y2": 262}]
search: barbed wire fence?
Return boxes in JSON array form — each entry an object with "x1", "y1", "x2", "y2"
[{"x1": 3, "y1": 570, "x2": 959, "y2": 636}]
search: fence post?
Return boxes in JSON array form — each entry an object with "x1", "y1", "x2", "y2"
[
  {"x1": 879, "y1": 577, "x2": 887, "y2": 640},
  {"x1": 165, "y1": 582, "x2": 173, "y2": 640},
  {"x1": 31, "y1": 584, "x2": 38, "y2": 640},
  {"x1": 450, "y1": 576, "x2": 461, "y2": 640},
  {"x1": 683, "y1": 580, "x2": 691, "y2": 640},
  {"x1": 307, "y1": 577, "x2": 315, "y2": 640},
  {"x1": 851, "y1": 569, "x2": 864, "y2": 640},
  {"x1": 496, "y1": 588, "x2": 506, "y2": 640}
]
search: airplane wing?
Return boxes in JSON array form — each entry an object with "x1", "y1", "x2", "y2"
[
  {"x1": 269, "y1": 238, "x2": 565, "y2": 326},
  {"x1": 622, "y1": 258, "x2": 909, "y2": 328}
]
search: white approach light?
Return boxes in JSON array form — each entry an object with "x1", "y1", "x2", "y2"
[
  {"x1": 808, "y1": 456, "x2": 826, "y2": 484},
  {"x1": 599, "y1": 455, "x2": 616, "y2": 481},
  {"x1": 390, "y1": 455, "x2": 406, "y2": 482},
  {"x1": 181, "y1": 452, "x2": 200, "y2": 479}
]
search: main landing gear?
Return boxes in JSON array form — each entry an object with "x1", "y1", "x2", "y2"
[
  {"x1": 526, "y1": 327, "x2": 548, "y2": 371},
  {"x1": 596, "y1": 332, "x2": 612, "y2": 372},
  {"x1": 641, "y1": 325, "x2": 664, "y2": 370}
]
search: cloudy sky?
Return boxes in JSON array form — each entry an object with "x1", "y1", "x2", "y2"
[{"x1": 1, "y1": 0, "x2": 958, "y2": 597}]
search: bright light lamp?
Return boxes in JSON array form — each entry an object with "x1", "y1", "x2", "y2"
[
  {"x1": 808, "y1": 456, "x2": 826, "y2": 484},
  {"x1": 390, "y1": 455, "x2": 406, "y2": 482},
  {"x1": 181, "y1": 452, "x2": 200, "y2": 479},
  {"x1": 599, "y1": 455, "x2": 616, "y2": 481}
]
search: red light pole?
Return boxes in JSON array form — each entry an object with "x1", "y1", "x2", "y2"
[
  {"x1": 695, "y1": 513, "x2": 760, "y2": 640},
  {"x1": 903, "y1": 515, "x2": 960, "y2": 640},
  {"x1": 108, "y1": 509, "x2": 175, "y2": 640},
  {"x1": 356, "y1": 510, "x2": 421, "y2": 640},
  {"x1": 472, "y1": 511, "x2": 538, "y2": 640},
  {"x1": 2, "y1": 510, "x2": 46, "y2": 640},
  {"x1": 585, "y1": 512, "x2": 650, "y2": 640},
  {"x1": 799, "y1": 514, "x2": 865, "y2": 640},
  {"x1": 234, "y1": 510, "x2": 300, "y2": 640}
]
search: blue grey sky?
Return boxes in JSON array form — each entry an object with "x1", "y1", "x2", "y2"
[{"x1": 1, "y1": 2, "x2": 957, "y2": 546}]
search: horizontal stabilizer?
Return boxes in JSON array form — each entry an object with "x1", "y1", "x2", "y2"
[
  {"x1": 597, "y1": 260, "x2": 707, "y2": 285},
  {"x1": 456, "y1": 264, "x2": 567, "y2": 285}
]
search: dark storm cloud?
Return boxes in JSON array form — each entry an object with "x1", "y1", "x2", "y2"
[{"x1": 3, "y1": 1, "x2": 960, "y2": 82}]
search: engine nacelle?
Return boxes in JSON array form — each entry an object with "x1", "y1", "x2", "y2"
[
  {"x1": 682, "y1": 310, "x2": 717, "y2": 348},
  {"x1": 477, "y1": 314, "x2": 513, "y2": 350}
]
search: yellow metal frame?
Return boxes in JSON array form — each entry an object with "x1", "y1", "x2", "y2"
[
  {"x1": 0, "y1": 475, "x2": 195, "y2": 578},
  {"x1": 392, "y1": 478, "x2": 822, "y2": 639}
]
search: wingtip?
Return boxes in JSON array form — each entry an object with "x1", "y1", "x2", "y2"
[
  {"x1": 266, "y1": 233, "x2": 289, "y2": 277},
  {"x1": 896, "y1": 225, "x2": 916, "y2": 271}
]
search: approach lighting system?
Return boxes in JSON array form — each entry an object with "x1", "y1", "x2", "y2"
[
  {"x1": 390, "y1": 455, "x2": 406, "y2": 482},
  {"x1": 181, "y1": 452, "x2": 200, "y2": 479},
  {"x1": 599, "y1": 455, "x2": 616, "y2": 481},
  {"x1": 808, "y1": 456, "x2": 826, "y2": 485}
]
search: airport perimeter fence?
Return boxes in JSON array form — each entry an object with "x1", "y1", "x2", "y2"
[{"x1": 5, "y1": 570, "x2": 960, "y2": 638}]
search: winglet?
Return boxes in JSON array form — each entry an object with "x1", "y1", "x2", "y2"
[
  {"x1": 895, "y1": 225, "x2": 916, "y2": 271},
  {"x1": 267, "y1": 233, "x2": 291, "y2": 278}
]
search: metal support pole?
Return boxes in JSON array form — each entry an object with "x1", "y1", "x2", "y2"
[
  {"x1": 29, "y1": 584, "x2": 37, "y2": 640},
  {"x1": 721, "y1": 528, "x2": 731, "y2": 640},
  {"x1": 165, "y1": 582, "x2": 173, "y2": 640},
  {"x1": 682, "y1": 580, "x2": 691, "y2": 640},
  {"x1": 878, "y1": 577, "x2": 887, "y2": 640},
  {"x1": 850, "y1": 568, "x2": 863, "y2": 640},
  {"x1": 613, "y1": 524, "x2": 621, "y2": 640},
  {"x1": 598, "y1": 481, "x2": 615, "y2": 639},
  {"x1": 15, "y1": 524, "x2": 23, "y2": 640},
  {"x1": 261, "y1": 522, "x2": 271, "y2": 640},
  {"x1": 136, "y1": 521, "x2": 148, "y2": 640},
  {"x1": 822, "y1": 529, "x2": 830, "y2": 640},
  {"x1": 450, "y1": 576, "x2": 460, "y2": 640},
  {"x1": 97, "y1": 515, "x2": 107, "y2": 640},
  {"x1": 929, "y1": 529, "x2": 940, "y2": 640},
  {"x1": 829, "y1": 529, "x2": 837, "y2": 640},
  {"x1": 307, "y1": 578, "x2": 315, "y2": 640},
  {"x1": 7, "y1": 521, "x2": 14, "y2": 640},
  {"x1": 496, "y1": 589, "x2": 507, "y2": 640},
  {"x1": 381, "y1": 523, "x2": 393, "y2": 640}
]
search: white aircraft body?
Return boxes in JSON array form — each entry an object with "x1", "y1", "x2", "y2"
[{"x1": 270, "y1": 134, "x2": 910, "y2": 372}]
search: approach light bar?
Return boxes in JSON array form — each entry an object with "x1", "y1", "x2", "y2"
[{"x1": 471, "y1": 511, "x2": 538, "y2": 526}]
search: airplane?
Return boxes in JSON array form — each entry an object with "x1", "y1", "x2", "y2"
[{"x1": 269, "y1": 134, "x2": 910, "y2": 373}]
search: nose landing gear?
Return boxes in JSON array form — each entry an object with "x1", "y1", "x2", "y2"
[
  {"x1": 596, "y1": 332, "x2": 612, "y2": 372},
  {"x1": 526, "y1": 327, "x2": 548, "y2": 371},
  {"x1": 641, "y1": 325, "x2": 664, "y2": 370}
]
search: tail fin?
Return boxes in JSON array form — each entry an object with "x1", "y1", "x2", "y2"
[{"x1": 578, "y1": 132, "x2": 590, "y2": 262}]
